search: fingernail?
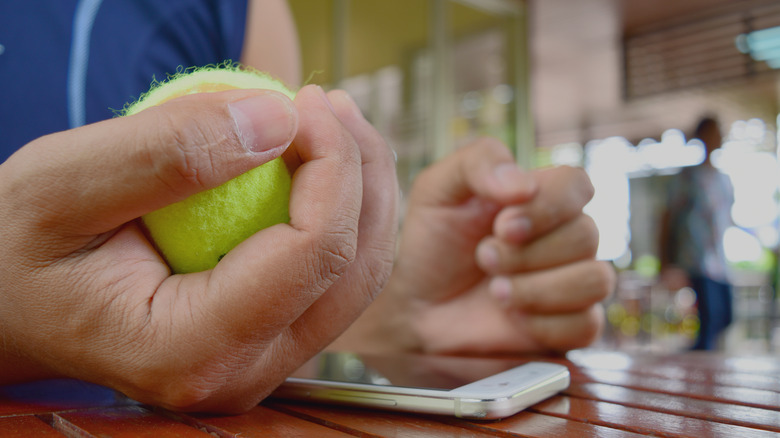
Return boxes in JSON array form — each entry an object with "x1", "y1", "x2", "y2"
[
  {"x1": 504, "y1": 216, "x2": 532, "y2": 241},
  {"x1": 228, "y1": 92, "x2": 297, "y2": 154},
  {"x1": 494, "y1": 163, "x2": 536, "y2": 193},
  {"x1": 490, "y1": 277, "x2": 512, "y2": 307},
  {"x1": 476, "y1": 242, "x2": 499, "y2": 271}
]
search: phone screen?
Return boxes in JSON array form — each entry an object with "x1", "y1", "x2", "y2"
[{"x1": 288, "y1": 352, "x2": 529, "y2": 391}]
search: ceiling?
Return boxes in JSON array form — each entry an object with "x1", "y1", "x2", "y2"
[
  {"x1": 619, "y1": 0, "x2": 737, "y2": 34},
  {"x1": 530, "y1": 0, "x2": 780, "y2": 146},
  {"x1": 289, "y1": 0, "x2": 780, "y2": 147}
]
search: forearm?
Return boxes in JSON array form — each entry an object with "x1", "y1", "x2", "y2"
[{"x1": 241, "y1": 0, "x2": 302, "y2": 86}]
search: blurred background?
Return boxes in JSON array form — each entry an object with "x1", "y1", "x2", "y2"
[{"x1": 286, "y1": 0, "x2": 780, "y2": 354}]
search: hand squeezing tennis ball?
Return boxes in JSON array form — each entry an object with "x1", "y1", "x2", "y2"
[{"x1": 122, "y1": 66, "x2": 295, "y2": 274}]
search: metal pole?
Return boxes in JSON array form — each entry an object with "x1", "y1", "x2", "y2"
[
  {"x1": 512, "y1": 0, "x2": 534, "y2": 168},
  {"x1": 332, "y1": 0, "x2": 350, "y2": 88},
  {"x1": 430, "y1": 0, "x2": 453, "y2": 161}
]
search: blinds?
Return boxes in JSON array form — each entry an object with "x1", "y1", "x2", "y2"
[{"x1": 624, "y1": 0, "x2": 780, "y2": 99}]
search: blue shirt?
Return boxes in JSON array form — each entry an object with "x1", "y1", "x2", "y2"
[
  {"x1": 0, "y1": 0, "x2": 248, "y2": 162},
  {"x1": 0, "y1": 0, "x2": 249, "y2": 403},
  {"x1": 666, "y1": 163, "x2": 734, "y2": 281}
]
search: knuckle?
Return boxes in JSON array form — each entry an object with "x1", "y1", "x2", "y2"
[
  {"x1": 538, "y1": 307, "x2": 605, "y2": 352},
  {"x1": 128, "y1": 361, "x2": 227, "y2": 412},
  {"x1": 313, "y1": 227, "x2": 358, "y2": 284},
  {"x1": 573, "y1": 167, "x2": 596, "y2": 202},
  {"x1": 145, "y1": 109, "x2": 225, "y2": 196},
  {"x1": 156, "y1": 380, "x2": 214, "y2": 411},
  {"x1": 577, "y1": 215, "x2": 601, "y2": 255},
  {"x1": 595, "y1": 261, "x2": 617, "y2": 300},
  {"x1": 362, "y1": 241, "x2": 396, "y2": 296},
  {"x1": 582, "y1": 304, "x2": 606, "y2": 346},
  {"x1": 555, "y1": 165, "x2": 595, "y2": 208},
  {"x1": 581, "y1": 260, "x2": 616, "y2": 303}
]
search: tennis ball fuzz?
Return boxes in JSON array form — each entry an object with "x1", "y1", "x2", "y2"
[{"x1": 123, "y1": 66, "x2": 296, "y2": 274}]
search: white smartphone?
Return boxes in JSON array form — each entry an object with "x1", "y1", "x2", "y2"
[{"x1": 270, "y1": 351, "x2": 570, "y2": 420}]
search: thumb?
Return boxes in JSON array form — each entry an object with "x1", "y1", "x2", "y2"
[
  {"x1": 410, "y1": 137, "x2": 537, "y2": 208},
  {"x1": 6, "y1": 89, "x2": 298, "y2": 237}
]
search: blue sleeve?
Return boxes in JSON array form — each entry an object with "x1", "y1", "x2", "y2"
[
  {"x1": 0, "y1": 2, "x2": 76, "y2": 160},
  {"x1": 86, "y1": 0, "x2": 249, "y2": 124},
  {"x1": 0, "y1": 0, "x2": 249, "y2": 163}
]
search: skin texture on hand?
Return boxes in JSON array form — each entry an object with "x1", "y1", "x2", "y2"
[
  {"x1": 332, "y1": 138, "x2": 615, "y2": 355},
  {"x1": 0, "y1": 85, "x2": 398, "y2": 413}
]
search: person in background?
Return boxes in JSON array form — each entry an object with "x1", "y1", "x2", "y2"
[
  {"x1": 0, "y1": 0, "x2": 613, "y2": 412},
  {"x1": 660, "y1": 116, "x2": 735, "y2": 350}
]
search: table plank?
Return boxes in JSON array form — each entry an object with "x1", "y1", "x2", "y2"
[
  {"x1": 532, "y1": 394, "x2": 780, "y2": 438},
  {"x1": 566, "y1": 381, "x2": 780, "y2": 432},
  {"x1": 0, "y1": 415, "x2": 63, "y2": 437},
  {"x1": 454, "y1": 410, "x2": 647, "y2": 438},
  {"x1": 176, "y1": 404, "x2": 355, "y2": 437},
  {"x1": 53, "y1": 406, "x2": 212, "y2": 437},
  {"x1": 1, "y1": 350, "x2": 777, "y2": 437},
  {"x1": 566, "y1": 350, "x2": 780, "y2": 393},
  {"x1": 575, "y1": 369, "x2": 780, "y2": 409},
  {"x1": 566, "y1": 350, "x2": 780, "y2": 378},
  {"x1": 268, "y1": 401, "x2": 502, "y2": 437}
]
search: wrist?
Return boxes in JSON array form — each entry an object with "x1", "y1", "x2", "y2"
[{"x1": 328, "y1": 276, "x2": 422, "y2": 354}]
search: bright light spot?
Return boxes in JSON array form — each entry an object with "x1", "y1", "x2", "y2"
[
  {"x1": 725, "y1": 357, "x2": 779, "y2": 373},
  {"x1": 572, "y1": 117, "x2": 778, "y2": 264},
  {"x1": 613, "y1": 250, "x2": 633, "y2": 270},
  {"x1": 584, "y1": 137, "x2": 631, "y2": 261},
  {"x1": 746, "y1": 118, "x2": 766, "y2": 141},
  {"x1": 756, "y1": 226, "x2": 779, "y2": 248},
  {"x1": 722, "y1": 151, "x2": 779, "y2": 228},
  {"x1": 723, "y1": 227, "x2": 763, "y2": 263},
  {"x1": 492, "y1": 84, "x2": 513, "y2": 105},
  {"x1": 550, "y1": 142, "x2": 583, "y2": 166},
  {"x1": 460, "y1": 91, "x2": 482, "y2": 113},
  {"x1": 566, "y1": 350, "x2": 632, "y2": 370},
  {"x1": 736, "y1": 26, "x2": 780, "y2": 68},
  {"x1": 632, "y1": 129, "x2": 704, "y2": 173},
  {"x1": 584, "y1": 170, "x2": 630, "y2": 260},
  {"x1": 777, "y1": 113, "x2": 780, "y2": 149},
  {"x1": 675, "y1": 287, "x2": 697, "y2": 308},
  {"x1": 684, "y1": 139, "x2": 706, "y2": 165}
]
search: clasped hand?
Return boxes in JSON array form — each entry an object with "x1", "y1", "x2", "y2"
[
  {"x1": 0, "y1": 85, "x2": 398, "y2": 412},
  {"x1": 0, "y1": 85, "x2": 614, "y2": 413}
]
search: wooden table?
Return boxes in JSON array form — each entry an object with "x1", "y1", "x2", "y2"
[{"x1": 1, "y1": 349, "x2": 779, "y2": 437}]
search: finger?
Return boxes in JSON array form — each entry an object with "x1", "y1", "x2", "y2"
[
  {"x1": 6, "y1": 89, "x2": 297, "y2": 237},
  {"x1": 489, "y1": 260, "x2": 615, "y2": 313},
  {"x1": 493, "y1": 166, "x2": 595, "y2": 244},
  {"x1": 191, "y1": 89, "x2": 400, "y2": 410},
  {"x1": 525, "y1": 304, "x2": 606, "y2": 352},
  {"x1": 477, "y1": 213, "x2": 599, "y2": 273},
  {"x1": 323, "y1": 89, "x2": 399, "y2": 298},
  {"x1": 410, "y1": 137, "x2": 537, "y2": 207},
  {"x1": 167, "y1": 85, "x2": 363, "y2": 340},
  {"x1": 279, "y1": 89, "x2": 400, "y2": 352}
]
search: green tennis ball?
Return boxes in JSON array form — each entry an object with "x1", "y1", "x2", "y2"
[{"x1": 122, "y1": 65, "x2": 296, "y2": 274}]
